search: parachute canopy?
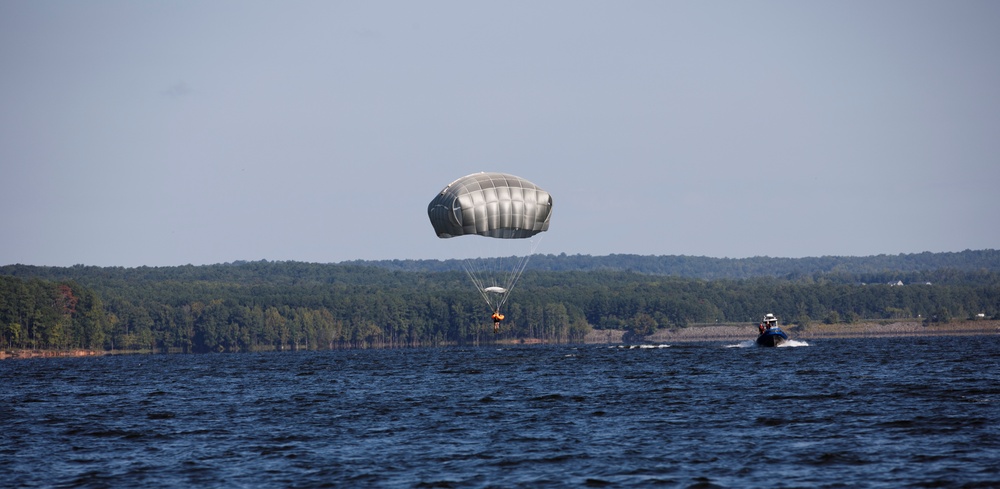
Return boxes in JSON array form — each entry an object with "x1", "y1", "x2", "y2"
[{"x1": 428, "y1": 172, "x2": 553, "y2": 239}]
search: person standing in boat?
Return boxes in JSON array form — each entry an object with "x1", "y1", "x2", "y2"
[{"x1": 760, "y1": 313, "x2": 777, "y2": 333}]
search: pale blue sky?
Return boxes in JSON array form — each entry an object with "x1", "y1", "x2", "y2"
[{"x1": 2, "y1": 1, "x2": 998, "y2": 267}]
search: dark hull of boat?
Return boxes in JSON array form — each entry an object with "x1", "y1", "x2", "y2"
[{"x1": 756, "y1": 329, "x2": 789, "y2": 347}]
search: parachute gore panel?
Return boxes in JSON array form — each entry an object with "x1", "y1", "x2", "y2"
[{"x1": 428, "y1": 172, "x2": 553, "y2": 239}]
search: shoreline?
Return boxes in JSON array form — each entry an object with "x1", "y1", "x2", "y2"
[
  {"x1": 640, "y1": 319, "x2": 1000, "y2": 344},
  {"x1": 4, "y1": 320, "x2": 998, "y2": 359},
  {"x1": 0, "y1": 349, "x2": 107, "y2": 360}
]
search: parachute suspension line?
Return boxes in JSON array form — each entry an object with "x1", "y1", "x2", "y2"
[
  {"x1": 495, "y1": 237, "x2": 543, "y2": 312},
  {"x1": 462, "y1": 250, "x2": 509, "y2": 312},
  {"x1": 462, "y1": 258, "x2": 497, "y2": 311},
  {"x1": 459, "y1": 236, "x2": 543, "y2": 315}
]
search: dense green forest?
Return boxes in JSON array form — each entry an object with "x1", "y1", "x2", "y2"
[{"x1": 2, "y1": 250, "x2": 998, "y2": 352}]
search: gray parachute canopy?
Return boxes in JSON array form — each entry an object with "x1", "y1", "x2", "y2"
[{"x1": 428, "y1": 172, "x2": 553, "y2": 239}]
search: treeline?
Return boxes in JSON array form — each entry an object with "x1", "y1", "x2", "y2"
[
  {"x1": 0, "y1": 276, "x2": 108, "y2": 351},
  {"x1": 5, "y1": 249, "x2": 999, "y2": 287},
  {"x1": 0, "y1": 271, "x2": 590, "y2": 352},
  {"x1": 350, "y1": 249, "x2": 1000, "y2": 279},
  {"x1": 2, "y1": 252, "x2": 999, "y2": 352}
]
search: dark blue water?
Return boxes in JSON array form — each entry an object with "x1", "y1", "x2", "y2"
[{"x1": 3, "y1": 336, "x2": 999, "y2": 488}]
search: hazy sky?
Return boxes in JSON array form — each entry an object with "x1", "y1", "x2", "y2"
[{"x1": 2, "y1": 1, "x2": 998, "y2": 267}]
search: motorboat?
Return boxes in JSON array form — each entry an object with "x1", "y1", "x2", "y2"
[{"x1": 756, "y1": 313, "x2": 789, "y2": 347}]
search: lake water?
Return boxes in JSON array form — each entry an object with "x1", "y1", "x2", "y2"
[{"x1": 3, "y1": 336, "x2": 999, "y2": 488}]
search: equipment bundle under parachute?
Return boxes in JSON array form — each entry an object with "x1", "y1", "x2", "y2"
[{"x1": 428, "y1": 172, "x2": 553, "y2": 321}]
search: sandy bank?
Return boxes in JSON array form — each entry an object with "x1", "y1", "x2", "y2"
[
  {"x1": 581, "y1": 320, "x2": 1000, "y2": 344},
  {"x1": 0, "y1": 349, "x2": 105, "y2": 360},
  {"x1": 634, "y1": 319, "x2": 1000, "y2": 343}
]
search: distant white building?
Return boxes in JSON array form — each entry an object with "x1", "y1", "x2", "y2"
[{"x1": 889, "y1": 280, "x2": 904, "y2": 286}]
